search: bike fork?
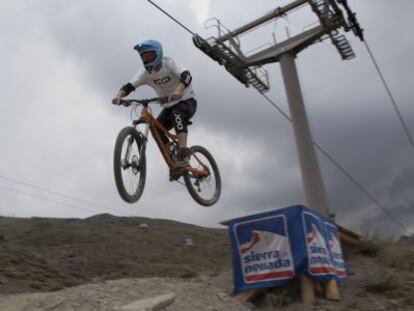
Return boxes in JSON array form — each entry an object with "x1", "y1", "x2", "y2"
[
  {"x1": 138, "y1": 124, "x2": 149, "y2": 168},
  {"x1": 121, "y1": 136, "x2": 135, "y2": 169},
  {"x1": 138, "y1": 138, "x2": 147, "y2": 168}
]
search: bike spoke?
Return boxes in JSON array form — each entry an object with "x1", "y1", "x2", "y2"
[
  {"x1": 120, "y1": 134, "x2": 143, "y2": 197},
  {"x1": 188, "y1": 151, "x2": 217, "y2": 201}
]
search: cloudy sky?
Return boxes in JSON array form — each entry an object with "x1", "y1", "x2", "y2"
[{"x1": 1, "y1": 0, "x2": 413, "y2": 237}]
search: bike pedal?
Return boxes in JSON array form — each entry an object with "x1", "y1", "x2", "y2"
[{"x1": 169, "y1": 170, "x2": 183, "y2": 182}]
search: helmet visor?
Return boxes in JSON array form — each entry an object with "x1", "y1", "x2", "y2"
[{"x1": 140, "y1": 51, "x2": 157, "y2": 64}]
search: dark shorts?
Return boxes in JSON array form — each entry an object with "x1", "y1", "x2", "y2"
[{"x1": 157, "y1": 98, "x2": 197, "y2": 134}]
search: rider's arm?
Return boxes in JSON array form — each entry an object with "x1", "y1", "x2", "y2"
[
  {"x1": 112, "y1": 69, "x2": 146, "y2": 105},
  {"x1": 112, "y1": 83, "x2": 134, "y2": 105},
  {"x1": 168, "y1": 70, "x2": 192, "y2": 101},
  {"x1": 165, "y1": 57, "x2": 192, "y2": 101},
  {"x1": 169, "y1": 82, "x2": 185, "y2": 101},
  {"x1": 180, "y1": 70, "x2": 192, "y2": 88},
  {"x1": 120, "y1": 83, "x2": 136, "y2": 95}
]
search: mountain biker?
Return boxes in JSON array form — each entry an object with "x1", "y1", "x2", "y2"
[{"x1": 112, "y1": 39, "x2": 196, "y2": 168}]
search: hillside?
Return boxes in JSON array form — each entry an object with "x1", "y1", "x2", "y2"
[
  {"x1": 1, "y1": 214, "x2": 414, "y2": 310},
  {"x1": 0, "y1": 214, "x2": 231, "y2": 294}
]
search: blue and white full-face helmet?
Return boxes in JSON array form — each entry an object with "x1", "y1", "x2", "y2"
[{"x1": 133, "y1": 39, "x2": 163, "y2": 73}]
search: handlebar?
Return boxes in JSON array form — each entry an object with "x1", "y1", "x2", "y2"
[{"x1": 119, "y1": 96, "x2": 169, "y2": 107}]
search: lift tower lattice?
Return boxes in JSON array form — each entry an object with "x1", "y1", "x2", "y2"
[{"x1": 193, "y1": 0, "x2": 363, "y2": 218}]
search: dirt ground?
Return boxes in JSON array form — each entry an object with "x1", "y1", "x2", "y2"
[
  {"x1": 1, "y1": 214, "x2": 413, "y2": 310},
  {"x1": 0, "y1": 277, "x2": 251, "y2": 311},
  {"x1": 0, "y1": 214, "x2": 231, "y2": 294}
]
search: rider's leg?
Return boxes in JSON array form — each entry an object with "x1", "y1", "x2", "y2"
[
  {"x1": 177, "y1": 132, "x2": 187, "y2": 148},
  {"x1": 156, "y1": 107, "x2": 173, "y2": 145},
  {"x1": 172, "y1": 99, "x2": 197, "y2": 168}
]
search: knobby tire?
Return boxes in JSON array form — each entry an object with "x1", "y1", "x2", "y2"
[
  {"x1": 113, "y1": 127, "x2": 147, "y2": 203},
  {"x1": 183, "y1": 145, "x2": 221, "y2": 206}
]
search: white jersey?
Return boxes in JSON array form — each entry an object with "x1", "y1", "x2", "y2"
[{"x1": 129, "y1": 56, "x2": 195, "y2": 108}]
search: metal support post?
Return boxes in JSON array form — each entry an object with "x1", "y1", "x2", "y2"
[{"x1": 279, "y1": 53, "x2": 330, "y2": 217}]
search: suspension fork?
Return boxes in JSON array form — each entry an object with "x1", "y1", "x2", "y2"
[
  {"x1": 137, "y1": 122, "x2": 150, "y2": 168},
  {"x1": 118, "y1": 134, "x2": 134, "y2": 169},
  {"x1": 122, "y1": 123, "x2": 149, "y2": 169},
  {"x1": 125, "y1": 136, "x2": 134, "y2": 159},
  {"x1": 138, "y1": 135, "x2": 147, "y2": 168}
]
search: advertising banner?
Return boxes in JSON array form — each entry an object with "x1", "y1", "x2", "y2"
[
  {"x1": 227, "y1": 205, "x2": 347, "y2": 293},
  {"x1": 324, "y1": 221, "x2": 347, "y2": 279}
]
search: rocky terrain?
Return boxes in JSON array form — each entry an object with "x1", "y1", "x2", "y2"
[{"x1": 0, "y1": 214, "x2": 413, "y2": 310}]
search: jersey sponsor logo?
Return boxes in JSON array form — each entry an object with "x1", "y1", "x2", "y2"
[
  {"x1": 153, "y1": 76, "x2": 172, "y2": 85},
  {"x1": 302, "y1": 211, "x2": 334, "y2": 276},
  {"x1": 234, "y1": 215, "x2": 295, "y2": 284}
]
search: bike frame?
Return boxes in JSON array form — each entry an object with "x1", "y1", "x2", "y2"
[{"x1": 136, "y1": 104, "x2": 209, "y2": 178}]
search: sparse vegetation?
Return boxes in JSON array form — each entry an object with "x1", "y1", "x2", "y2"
[
  {"x1": 359, "y1": 236, "x2": 414, "y2": 308},
  {"x1": 364, "y1": 270, "x2": 414, "y2": 306},
  {"x1": 0, "y1": 215, "x2": 231, "y2": 294},
  {"x1": 359, "y1": 236, "x2": 414, "y2": 272},
  {"x1": 180, "y1": 270, "x2": 198, "y2": 279},
  {"x1": 380, "y1": 243, "x2": 414, "y2": 272},
  {"x1": 365, "y1": 271, "x2": 397, "y2": 295},
  {"x1": 358, "y1": 239, "x2": 382, "y2": 257},
  {"x1": 1, "y1": 215, "x2": 414, "y2": 310}
]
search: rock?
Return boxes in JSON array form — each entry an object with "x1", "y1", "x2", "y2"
[
  {"x1": 139, "y1": 223, "x2": 149, "y2": 232},
  {"x1": 389, "y1": 299, "x2": 401, "y2": 307},
  {"x1": 118, "y1": 293, "x2": 176, "y2": 311},
  {"x1": 45, "y1": 300, "x2": 65, "y2": 310},
  {"x1": 217, "y1": 292, "x2": 229, "y2": 301},
  {"x1": 185, "y1": 238, "x2": 194, "y2": 246},
  {"x1": 242, "y1": 301, "x2": 256, "y2": 310}
]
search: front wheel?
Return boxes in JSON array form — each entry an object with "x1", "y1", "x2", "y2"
[
  {"x1": 113, "y1": 127, "x2": 147, "y2": 203},
  {"x1": 183, "y1": 145, "x2": 221, "y2": 206}
]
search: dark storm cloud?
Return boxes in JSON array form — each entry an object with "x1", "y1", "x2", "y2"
[{"x1": 1, "y1": 0, "x2": 413, "y2": 236}]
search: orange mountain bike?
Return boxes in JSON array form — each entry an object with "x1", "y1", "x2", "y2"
[{"x1": 113, "y1": 97, "x2": 221, "y2": 206}]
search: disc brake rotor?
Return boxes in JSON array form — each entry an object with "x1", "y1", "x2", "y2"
[{"x1": 131, "y1": 155, "x2": 140, "y2": 174}]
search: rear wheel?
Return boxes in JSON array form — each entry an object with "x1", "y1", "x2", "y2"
[
  {"x1": 113, "y1": 127, "x2": 146, "y2": 203},
  {"x1": 183, "y1": 145, "x2": 221, "y2": 206}
]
